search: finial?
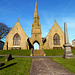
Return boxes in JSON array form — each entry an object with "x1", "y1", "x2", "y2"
[
  {"x1": 17, "y1": 18, "x2": 19, "y2": 22},
  {"x1": 54, "y1": 19, "x2": 56, "y2": 22}
]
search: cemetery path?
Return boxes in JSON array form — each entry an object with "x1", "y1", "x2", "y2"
[{"x1": 30, "y1": 58, "x2": 75, "y2": 75}]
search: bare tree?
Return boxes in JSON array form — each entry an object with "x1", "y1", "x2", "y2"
[{"x1": 0, "y1": 23, "x2": 11, "y2": 41}]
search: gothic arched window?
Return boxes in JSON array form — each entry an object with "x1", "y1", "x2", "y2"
[
  {"x1": 53, "y1": 33, "x2": 60, "y2": 45},
  {"x1": 13, "y1": 33, "x2": 21, "y2": 45}
]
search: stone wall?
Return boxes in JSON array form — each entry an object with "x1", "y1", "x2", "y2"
[
  {"x1": 3, "y1": 21, "x2": 28, "y2": 50},
  {"x1": 43, "y1": 20, "x2": 64, "y2": 49}
]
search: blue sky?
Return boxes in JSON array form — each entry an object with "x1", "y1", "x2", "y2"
[{"x1": 0, "y1": 0, "x2": 75, "y2": 45}]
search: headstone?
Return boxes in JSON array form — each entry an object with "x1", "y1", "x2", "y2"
[
  {"x1": 0, "y1": 63, "x2": 5, "y2": 67},
  {"x1": 63, "y1": 22, "x2": 74, "y2": 59},
  {"x1": 5, "y1": 54, "x2": 13, "y2": 62}
]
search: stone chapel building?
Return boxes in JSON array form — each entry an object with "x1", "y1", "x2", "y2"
[{"x1": 3, "y1": 3, "x2": 64, "y2": 50}]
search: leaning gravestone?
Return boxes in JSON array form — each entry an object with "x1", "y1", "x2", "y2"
[
  {"x1": 0, "y1": 63, "x2": 5, "y2": 67},
  {"x1": 5, "y1": 54, "x2": 13, "y2": 62},
  {"x1": 63, "y1": 22, "x2": 73, "y2": 59}
]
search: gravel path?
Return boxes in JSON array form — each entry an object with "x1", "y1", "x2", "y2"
[{"x1": 30, "y1": 58, "x2": 75, "y2": 75}]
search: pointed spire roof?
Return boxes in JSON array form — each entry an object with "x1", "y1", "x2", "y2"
[{"x1": 34, "y1": 2, "x2": 38, "y2": 17}]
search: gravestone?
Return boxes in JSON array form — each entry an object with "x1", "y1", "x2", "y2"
[
  {"x1": 5, "y1": 54, "x2": 13, "y2": 62},
  {"x1": 0, "y1": 63, "x2": 5, "y2": 67},
  {"x1": 63, "y1": 22, "x2": 74, "y2": 59}
]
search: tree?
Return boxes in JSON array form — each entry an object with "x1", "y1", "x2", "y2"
[{"x1": 0, "y1": 23, "x2": 11, "y2": 41}]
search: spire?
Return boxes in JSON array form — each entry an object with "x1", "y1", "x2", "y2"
[
  {"x1": 32, "y1": 2, "x2": 40, "y2": 29},
  {"x1": 34, "y1": 2, "x2": 38, "y2": 17}
]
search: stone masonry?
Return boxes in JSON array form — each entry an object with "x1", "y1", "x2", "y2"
[{"x1": 3, "y1": 2, "x2": 64, "y2": 50}]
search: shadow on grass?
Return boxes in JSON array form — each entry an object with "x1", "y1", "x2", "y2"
[
  {"x1": 0, "y1": 56, "x2": 4, "y2": 58},
  {"x1": 8, "y1": 58, "x2": 14, "y2": 61},
  {"x1": 0, "y1": 62, "x2": 17, "y2": 70}
]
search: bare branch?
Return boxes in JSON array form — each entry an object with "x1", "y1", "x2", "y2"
[{"x1": 0, "y1": 23, "x2": 11, "y2": 40}]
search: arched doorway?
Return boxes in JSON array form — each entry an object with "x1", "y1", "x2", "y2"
[{"x1": 33, "y1": 41, "x2": 39, "y2": 50}]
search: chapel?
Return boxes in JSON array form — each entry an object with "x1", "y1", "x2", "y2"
[{"x1": 3, "y1": 2, "x2": 64, "y2": 50}]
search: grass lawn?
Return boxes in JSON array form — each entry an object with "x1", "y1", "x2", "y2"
[
  {"x1": 0, "y1": 50, "x2": 31, "y2": 56},
  {"x1": 44, "y1": 49, "x2": 75, "y2": 56},
  {"x1": 0, "y1": 57, "x2": 32, "y2": 75},
  {"x1": 72, "y1": 49, "x2": 75, "y2": 55},
  {"x1": 0, "y1": 49, "x2": 75, "y2": 56},
  {"x1": 44, "y1": 49, "x2": 64, "y2": 56},
  {"x1": 50, "y1": 57, "x2": 75, "y2": 74}
]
